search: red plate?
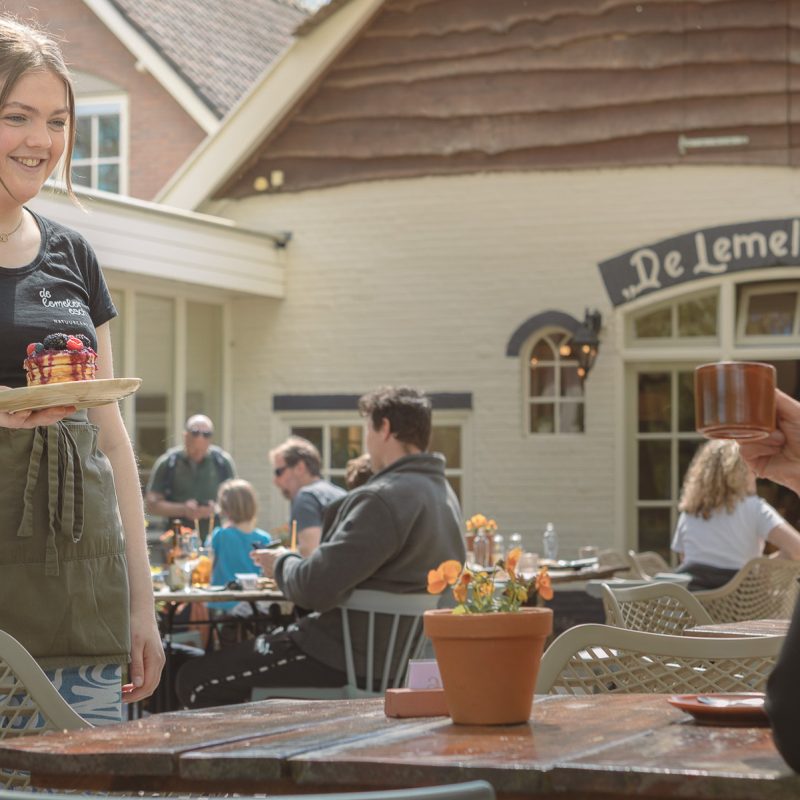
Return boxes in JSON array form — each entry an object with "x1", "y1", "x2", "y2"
[{"x1": 667, "y1": 693, "x2": 768, "y2": 726}]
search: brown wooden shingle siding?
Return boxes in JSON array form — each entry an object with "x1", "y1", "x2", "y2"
[{"x1": 218, "y1": 0, "x2": 800, "y2": 198}]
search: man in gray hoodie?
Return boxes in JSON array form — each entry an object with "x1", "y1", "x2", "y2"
[{"x1": 176, "y1": 386, "x2": 464, "y2": 707}]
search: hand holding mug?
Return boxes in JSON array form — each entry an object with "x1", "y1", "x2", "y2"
[{"x1": 739, "y1": 390, "x2": 800, "y2": 496}]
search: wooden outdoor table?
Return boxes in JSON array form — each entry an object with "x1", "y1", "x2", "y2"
[
  {"x1": 684, "y1": 618, "x2": 790, "y2": 638},
  {"x1": 1, "y1": 694, "x2": 797, "y2": 799}
]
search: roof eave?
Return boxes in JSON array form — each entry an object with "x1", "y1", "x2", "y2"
[
  {"x1": 81, "y1": 0, "x2": 220, "y2": 134},
  {"x1": 157, "y1": 0, "x2": 386, "y2": 210}
]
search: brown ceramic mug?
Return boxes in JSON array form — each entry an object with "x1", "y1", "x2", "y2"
[{"x1": 694, "y1": 361, "x2": 776, "y2": 440}]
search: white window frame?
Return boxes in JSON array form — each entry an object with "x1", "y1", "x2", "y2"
[
  {"x1": 275, "y1": 410, "x2": 471, "y2": 504},
  {"x1": 523, "y1": 327, "x2": 585, "y2": 436},
  {"x1": 736, "y1": 281, "x2": 800, "y2": 345},
  {"x1": 105, "y1": 274, "x2": 232, "y2": 458},
  {"x1": 625, "y1": 288, "x2": 719, "y2": 348},
  {"x1": 73, "y1": 94, "x2": 129, "y2": 195}
]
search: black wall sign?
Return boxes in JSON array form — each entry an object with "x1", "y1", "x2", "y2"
[{"x1": 598, "y1": 218, "x2": 800, "y2": 306}]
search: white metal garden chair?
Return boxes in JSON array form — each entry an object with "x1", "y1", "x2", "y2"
[
  {"x1": 535, "y1": 623, "x2": 783, "y2": 695},
  {"x1": 0, "y1": 628, "x2": 89, "y2": 788},
  {"x1": 601, "y1": 581, "x2": 715, "y2": 634},
  {"x1": 694, "y1": 556, "x2": 800, "y2": 622},
  {"x1": 626, "y1": 549, "x2": 671, "y2": 580}
]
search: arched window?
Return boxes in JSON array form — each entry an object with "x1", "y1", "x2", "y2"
[{"x1": 528, "y1": 330, "x2": 584, "y2": 434}]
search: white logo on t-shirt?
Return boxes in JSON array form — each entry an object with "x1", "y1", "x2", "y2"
[{"x1": 39, "y1": 288, "x2": 86, "y2": 317}]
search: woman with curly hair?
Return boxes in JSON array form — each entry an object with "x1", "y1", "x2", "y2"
[{"x1": 672, "y1": 439, "x2": 800, "y2": 590}]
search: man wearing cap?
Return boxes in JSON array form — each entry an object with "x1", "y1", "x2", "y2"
[{"x1": 145, "y1": 414, "x2": 236, "y2": 543}]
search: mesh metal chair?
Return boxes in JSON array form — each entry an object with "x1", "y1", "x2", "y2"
[
  {"x1": 535, "y1": 623, "x2": 783, "y2": 695},
  {"x1": 601, "y1": 581, "x2": 715, "y2": 634},
  {"x1": 626, "y1": 550, "x2": 671, "y2": 580},
  {"x1": 0, "y1": 628, "x2": 89, "y2": 788},
  {"x1": 597, "y1": 549, "x2": 629, "y2": 570},
  {"x1": 694, "y1": 556, "x2": 800, "y2": 622},
  {"x1": 252, "y1": 589, "x2": 439, "y2": 701}
]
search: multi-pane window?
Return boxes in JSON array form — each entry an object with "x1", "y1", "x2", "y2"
[
  {"x1": 737, "y1": 281, "x2": 800, "y2": 342},
  {"x1": 72, "y1": 99, "x2": 126, "y2": 194},
  {"x1": 629, "y1": 290, "x2": 718, "y2": 344},
  {"x1": 634, "y1": 367, "x2": 702, "y2": 559},
  {"x1": 289, "y1": 422, "x2": 464, "y2": 502},
  {"x1": 527, "y1": 330, "x2": 584, "y2": 434}
]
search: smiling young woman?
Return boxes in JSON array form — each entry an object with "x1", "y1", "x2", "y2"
[{"x1": 0, "y1": 16, "x2": 163, "y2": 725}]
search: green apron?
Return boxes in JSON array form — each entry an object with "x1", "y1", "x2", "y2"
[{"x1": 0, "y1": 411, "x2": 130, "y2": 668}]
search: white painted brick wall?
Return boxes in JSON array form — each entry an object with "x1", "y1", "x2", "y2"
[{"x1": 214, "y1": 165, "x2": 800, "y2": 556}]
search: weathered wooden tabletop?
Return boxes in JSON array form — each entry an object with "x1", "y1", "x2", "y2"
[
  {"x1": 1, "y1": 695, "x2": 796, "y2": 799},
  {"x1": 684, "y1": 618, "x2": 790, "y2": 638}
]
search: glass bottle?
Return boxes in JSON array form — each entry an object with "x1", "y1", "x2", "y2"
[
  {"x1": 542, "y1": 522, "x2": 558, "y2": 562},
  {"x1": 509, "y1": 532, "x2": 523, "y2": 554},
  {"x1": 492, "y1": 533, "x2": 505, "y2": 565},
  {"x1": 473, "y1": 529, "x2": 491, "y2": 568},
  {"x1": 167, "y1": 520, "x2": 189, "y2": 590}
]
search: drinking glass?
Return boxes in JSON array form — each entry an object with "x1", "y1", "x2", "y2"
[{"x1": 518, "y1": 552, "x2": 540, "y2": 579}]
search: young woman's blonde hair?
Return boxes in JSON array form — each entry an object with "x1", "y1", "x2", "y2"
[
  {"x1": 217, "y1": 479, "x2": 258, "y2": 526},
  {"x1": 0, "y1": 17, "x2": 77, "y2": 200},
  {"x1": 678, "y1": 440, "x2": 751, "y2": 519}
]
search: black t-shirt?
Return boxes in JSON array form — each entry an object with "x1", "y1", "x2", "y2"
[{"x1": 0, "y1": 209, "x2": 117, "y2": 387}]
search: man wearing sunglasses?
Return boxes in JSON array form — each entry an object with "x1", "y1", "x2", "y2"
[
  {"x1": 269, "y1": 436, "x2": 345, "y2": 557},
  {"x1": 145, "y1": 414, "x2": 236, "y2": 543}
]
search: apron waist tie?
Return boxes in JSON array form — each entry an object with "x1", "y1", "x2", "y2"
[{"x1": 16, "y1": 421, "x2": 85, "y2": 576}]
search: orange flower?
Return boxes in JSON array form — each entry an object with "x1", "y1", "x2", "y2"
[
  {"x1": 428, "y1": 560, "x2": 463, "y2": 594},
  {"x1": 453, "y1": 581, "x2": 468, "y2": 604},
  {"x1": 440, "y1": 560, "x2": 462, "y2": 585},
  {"x1": 427, "y1": 567, "x2": 448, "y2": 595},
  {"x1": 535, "y1": 567, "x2": 553, "y2": 601},
  {"x1": 506, "y1": 547, "x2": 522, "y2": 575}
]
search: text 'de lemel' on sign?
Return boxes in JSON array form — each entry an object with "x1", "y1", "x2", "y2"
[{"x1": 598, "y1": 218, "x2": 800, "y2": 307}]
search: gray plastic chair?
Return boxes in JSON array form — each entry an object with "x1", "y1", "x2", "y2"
[
  {"x1": 252, "y1": 589, "x2": 440, "y2": 700},
  {"x1": 0, "y1": 628, "x2": 89, "y2": 788},
  {"x1": 536, "y1": 623, "x2": 783, "y2": 695},
  {"x1": 0, "y1": 783, "x2": 495, "y2": 800}
]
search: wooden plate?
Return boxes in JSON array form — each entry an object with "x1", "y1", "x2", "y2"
[
  {"x1": 667, "y1": 693, "x2": 768, "y2": 726},
  {"x1": 0, "y1": 378, "x2": 141, "y2": 413}
]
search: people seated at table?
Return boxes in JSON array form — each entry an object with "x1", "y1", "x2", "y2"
[
  {"x1": 672, "y1": 439, "x2": 800, "y2": 591},
  {"x1": 269, "y1": 435, "x2": 346, "y2": 557},
  {"x1": 740, "y1": 389, "x2": 800, "y2": 773},
  {"x1": 208, "y1": 478, "x2": 272, "y2": 612},
  {"x1": 175, "y1": 385, "x2": 465, "y2": 708}
]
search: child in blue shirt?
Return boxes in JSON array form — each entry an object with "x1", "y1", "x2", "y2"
[{"x1": 209, "y1": 479, "x2": 271, "y2": 611}]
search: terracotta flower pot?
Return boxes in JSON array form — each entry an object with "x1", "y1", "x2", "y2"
[{"x1": 423, "y1": 607, "x2": 553, "y2": 725}]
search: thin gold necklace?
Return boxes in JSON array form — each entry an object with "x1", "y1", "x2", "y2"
[{"x1": 0, "y1": 213, "x2": 24, "y2": 243}]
